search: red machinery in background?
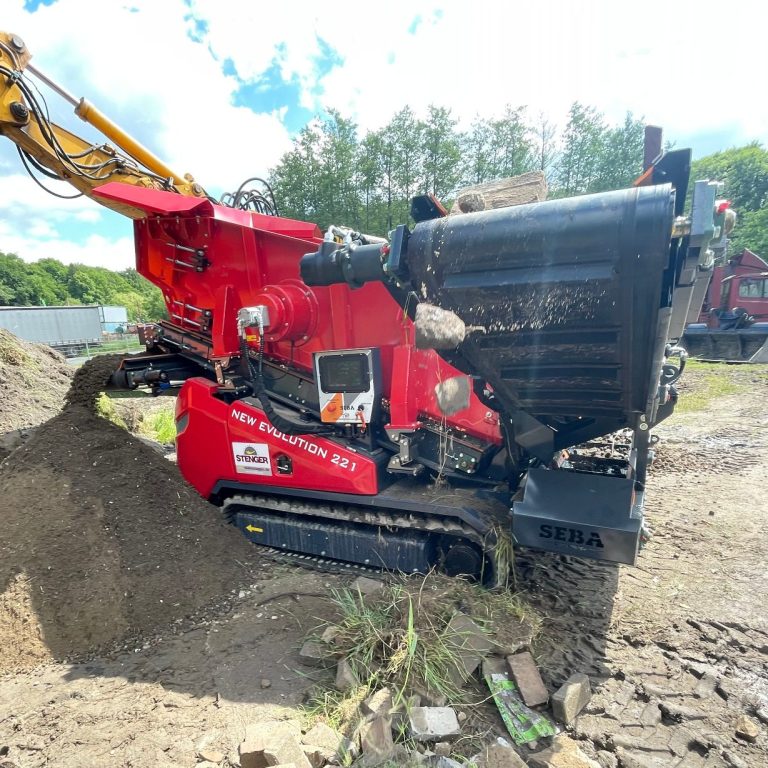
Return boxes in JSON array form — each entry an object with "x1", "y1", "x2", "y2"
[{"x1": 683, "y1": 249, "x2": 768, "y2": 362}]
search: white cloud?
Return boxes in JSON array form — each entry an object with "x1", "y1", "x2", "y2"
[
  {"x1": 0, "y1": 224, "x2": 135, "y2": 270},
  {"x1": 0, "y1": 174, "x2": 104, "y2": 222},
  {"x1": 310, "y1": 1, "x2": 768, "y2": 149},
  {"x1": 5, "y1": 0, "x2": 293, "y2": 191}
]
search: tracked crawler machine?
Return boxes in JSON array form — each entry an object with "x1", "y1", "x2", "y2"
[{"x1": 0, "y1": 32, "x2": 733, "y2": 583}]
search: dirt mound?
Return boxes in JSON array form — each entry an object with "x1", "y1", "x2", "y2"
[
  {"x1": 0, "y1": 358, "x2": 262, "y2": 672},
  {"x1": 0, "y1": 328, "x2": 72, "y2": 433}
]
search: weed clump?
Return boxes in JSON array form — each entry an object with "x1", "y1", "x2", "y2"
[{"x1": 306, "y1": 574, "x2": 540, "y2": 735}]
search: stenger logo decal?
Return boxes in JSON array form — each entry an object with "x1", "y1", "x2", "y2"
[{"x1": 232, "y1": 442, "x2": 272, "y2": 476}]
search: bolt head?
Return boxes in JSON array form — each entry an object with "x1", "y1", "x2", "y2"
[
  {"x1": 9, "y1": 101, "x2": 29, "y2": 122},
  {"x1": 10, "y1": 35, "x2": 25, "y2": 52}
]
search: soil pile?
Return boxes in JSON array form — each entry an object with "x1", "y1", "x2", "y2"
[
  {"x1": 0, "y1": 356, "x2": 262, "y2": 672},
  {"x1": 0, "y1": 328, "x2": 72, "y2": 432}
]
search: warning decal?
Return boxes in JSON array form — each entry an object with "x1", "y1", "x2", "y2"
[{"x1": 232, "y1": 442, "x2": 272, "y2": 476}]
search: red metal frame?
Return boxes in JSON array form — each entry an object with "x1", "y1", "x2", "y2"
[{"x1": 94, "y1": 183, "x2": 501, "y2": 499}]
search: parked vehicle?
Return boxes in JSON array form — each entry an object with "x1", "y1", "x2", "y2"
[{"x1": 683, "y1": 249, "x2": 768, "y2": 362}]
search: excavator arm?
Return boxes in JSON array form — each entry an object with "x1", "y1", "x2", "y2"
[{"x1": 0, "y1": 31, "x2": 205, "y2": 219}]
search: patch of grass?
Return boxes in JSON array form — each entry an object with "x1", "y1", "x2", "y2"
[
  {"x1": 305, "y1": 574, "x2": 541, "y2": 738},
  {"x1": 96, "y1": 337, "x2": 144, "y2": 353},
  {"x1": 145, "y1": 409, "x2": 176, "y2": 444},
  {"x1": 676, "y1": 372, "x2": 743, "y2": 413},
  {"x1": 95, "y1": 393, "x2": 127, "y2": 428}
]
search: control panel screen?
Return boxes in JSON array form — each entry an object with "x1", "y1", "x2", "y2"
[{"x1": 318, "y1": 353, "x2": 370, "y2": 393}]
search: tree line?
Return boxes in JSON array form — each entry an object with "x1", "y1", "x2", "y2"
[
  {"x1": 269, "y1": 102, "x2": 647, "y2": 234},
  {"x1": 269, "y1": 103, "x2": 768, "y2": 261},
  {"x1": 0, "y1": 253, "x2": 166, "y2": 321}
]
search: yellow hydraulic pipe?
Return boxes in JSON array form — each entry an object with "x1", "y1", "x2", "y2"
[
  {"x1": 74, "y1": 98, "x2": 185, "y2": 185},
  {"x1": 26, "y1": 62, "x2": 187, "y2": 185}
]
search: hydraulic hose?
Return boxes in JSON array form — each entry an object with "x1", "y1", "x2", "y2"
[{"x1": 239, "y1": 337, "x2": 334, "y2": 436}]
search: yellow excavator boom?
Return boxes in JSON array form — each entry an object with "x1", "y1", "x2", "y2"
[{"x1": 0, "y1": 31, "x2": 205, "y2": 218}]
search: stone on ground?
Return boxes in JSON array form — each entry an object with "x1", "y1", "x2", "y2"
[
  {"x1": 359, "y1": 716, "x2": 395, "y2": 766},
  {"x1": 363, "y1": 687, "x2": 394, "y2": 720},
  {"x1": 443, "y1": 612, "x2": 494, "y2": 683},
  {"x1": 475, "y1": 743, "x2": 528, "y2": 768},
  {"x1": 240, "y1": 721, "x2": 304, "y2": 768},
  {"x1": 411, "y1": 683, "x2": 448, "y2": 707},
  {"x1": 197, "y1": 747, "x2": 226, "y2": 763},
  {"x1": 239, "y1": 738, "x2": 268, "y2": 768},
  {"x1": 424, "y1": 757, "x2": 463, "y2": 768},
  {"x1": 409, "y1": 707, "x2": 460, "y2": 742},
  {"x1": 529, "y1": 735, "x2": 601, "y2": 768},
  {"x1": 335, "y1": 657, "x2": 359, "y2": 691},
  {"x1": 299, "y1": 639, "x2": 332, "y2": 667},
  {"x1": 350, "y1": 576, "x2": 384, "y2": 596},
  {"x1": 264, "y1": 733, "x2": 313, "y2": 768},
  {"x1": 301, "y1": 721, "x2": 354, "y2": 764},
  {"x1": 506, "y1": 651, "x2": 548, "y2": 707},
  {"x1": 734, "y1": 714, "x2": 760, "y2": 742},
  {"x1": 552, "y1": 673, "x2": 591, "y2": 725},
  {"x1": 321, "y1": 625, "x2": 342, "y2": 644}
]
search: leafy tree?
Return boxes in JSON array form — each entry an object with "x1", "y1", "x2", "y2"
[
  {"x1": 729, "y1": 204, "x2": 768, "y2": 259},
  {"x1": 461, "y1": 117, "x2": 494, "y2": 185},
  {"x1": 488, "y1": 105, "x2": 535, "y2": 179},
  {"x1": 358, "y1": 132, "x2": 385, "y2": 232},
  {"x1": 532, "y1": 112, "x2": 557, "y2": 181},
  {"x1": 0, "y1": 251, "x2": 167, "y2": 320},
  {"x1": 556, "y1": 102, "x2": 607, "y2": 196},
  {"x1": 593, "y1": 112, "x2": 645, "y2": 191},
  {"x1": 691, "y1": 143, "x2": 768, "y2": 214},
  {"x1": 389, "y1": 107, "x2": 424, "y2": 226},
  {"x1": 0, "y1": 253, "x2": 37, "y2": 306},
  {"x1": 690, "y1": 143, "x2": 768, "y2": 257},
  {"x1": 421, "y1": 105, "x2": 461, "y2": 200},
  {"x1": 270, "y1": 122, "x2": 323, "y2": 222}
]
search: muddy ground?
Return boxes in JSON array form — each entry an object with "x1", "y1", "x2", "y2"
[{"x1": 0, "y1": 352, "x2": 766, "y2": 768}]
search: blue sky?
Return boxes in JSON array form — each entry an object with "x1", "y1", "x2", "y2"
[{"x1": 2, "y1": 0, "x2": 766, "y2": 270}]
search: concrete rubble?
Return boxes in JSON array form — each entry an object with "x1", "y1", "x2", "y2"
[
  {"x1": 552, "y1": 673, "x2": 591, "y2": 725},
  {"x1": 506, "y1": 651, "x2": 549, "y2": 707},
  {"x1": 472, "y1": 743, "x2": 528, "y2": 767},
  {"x1": 239, "y1": 720, "x2": 358, "y2": 768},
  {"x1": 362, "y1": 687, "x2": 394, "y2": 720},
  {"x1": 529, "y1": 735, "x2": 601, "y2": 768},
  {"x1": 288, "y1": 580, "x2": 607, "y2": 766},
  {"x1": 409, "y1": 706, "x2": 461, "y2": 742},
  {"x1": 359, "y1": 716, "x2": 395, "y2": 766},
  {"x1": 299, "y1": 638, "x2": 333, "y2": 667},
  {"x1": 444, "y1": 612, "x2": 495, "y2": 683},
  {"x1": 335, "y1": 656, "x2": 359, "y2": 691}
]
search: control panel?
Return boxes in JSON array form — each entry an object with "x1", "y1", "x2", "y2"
[{"x1": 314, "y1": 349, "x2": 380, "y2": 426}]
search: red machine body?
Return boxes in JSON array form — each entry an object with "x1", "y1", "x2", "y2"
[
  {"x1": 176, "y1": 379, "x2": 381, "y2": 497},
  {"x1": 94, "y1": 182, "x2": 501, "y2": 501}
]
